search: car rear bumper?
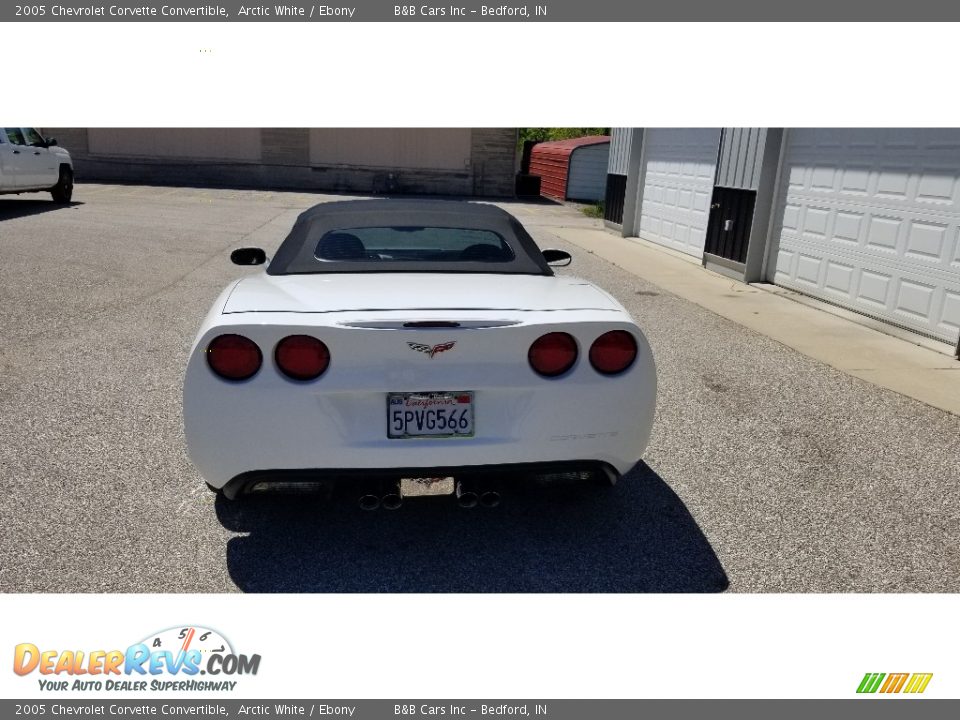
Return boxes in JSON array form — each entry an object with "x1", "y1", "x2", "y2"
[{"x1": 221, "y1": 460, "x2": 623, "y2": 499}]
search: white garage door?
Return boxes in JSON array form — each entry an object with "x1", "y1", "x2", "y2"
[
  {"x1": 771, "y1": 129, "x2": 960, "y2": 344},
  {"x1": 635, "y1": 128, "x2": 721, "y2": 258},
  {"x1": 566, "y1": 143, "x2": 610, "y2": 202}
]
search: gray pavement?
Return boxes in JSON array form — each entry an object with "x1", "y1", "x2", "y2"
[
  {"x1": 554, "y1": 226, "x2": 960, "y2": 415},
  {"x1": 0, "y1": 185, "x2": 957, "y2": 593}
]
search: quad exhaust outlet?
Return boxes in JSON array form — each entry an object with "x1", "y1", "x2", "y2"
[
  {"x1": 381, "y1": 489, "x2": 403, "y2": 510},
  {"x1": 358, "y1": 494, "x2": 381, "y2": 511},
  {"x1": 479, "y1": 490, "x2": 501, "y2": 508}
]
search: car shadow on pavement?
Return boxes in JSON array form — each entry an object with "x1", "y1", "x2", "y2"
[
  {"x1": 0, "y1": 199, "x2": 82, "y2": 221},
  {"x1": 218, "y1": 462, "x2": 729, "y2": 593}
]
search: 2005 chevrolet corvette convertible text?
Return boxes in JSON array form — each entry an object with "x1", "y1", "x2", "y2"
[{"x1": 182, "y1": 199, "x2": 656, "y2": 505}]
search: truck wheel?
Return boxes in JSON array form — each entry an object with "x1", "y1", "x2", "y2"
[{"x1": 51, "y1": 167, "x2": 73, "y2": 203}]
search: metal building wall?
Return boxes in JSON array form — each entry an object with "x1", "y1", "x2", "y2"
[
  {"x1": 716, "y1": 128, "x2": 767, "y2": 190},
  {"x1": 607, "y1": 128, "x2": 632, "y2": 176},
  {"x1": 704, "y1": 128, "x2": 785, "y2": 283},
  {"x1": 604, "y1": 128, "x2": 638, "y2": 225},
  {"x1": 620, "y1": 129, "x2": 645, "y2": 230},
  {"x1": 528, "y1": 146, "x2": 569, "y2": 200}
]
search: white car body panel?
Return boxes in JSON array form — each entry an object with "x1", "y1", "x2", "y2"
[
  {"x1": 221, "y1": 273, "x2": 623, "y2": 314},
  {"x1": 183, "y1": 272, "x2": 657, "y2": 493},
  {"x1": 0, "y1": 139, "x2": 25, "y2": 188},
  {"x1": 0, "y1": 127, "x2": 72, "y2": 194}
]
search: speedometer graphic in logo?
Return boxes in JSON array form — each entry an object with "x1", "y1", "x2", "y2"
[{"x1": 139, "y1": 626, "x2": 233, "y2": 659}]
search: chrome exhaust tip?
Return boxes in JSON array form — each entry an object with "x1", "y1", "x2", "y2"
[
  {"x1": 358, "y1": 494, "x2": 381, "y2": 511},
  {"x1": 457, "y1": 492, "x2": 478, "y2": 509},
  {"x1": 599, "y1": 466, "x2": 620, "y2": 486},
  {"x1": 456, "y1": 483, "x2": 479, "y2": 509},
  {"x1": 479, "y1": 491, "x2": 501, "y2": 508},
  {"x1": 381, "y1": 492, "x2": 403, "y2": 511}
]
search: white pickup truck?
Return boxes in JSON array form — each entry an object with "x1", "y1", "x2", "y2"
[{"x1": 0, "y1": 127, "x2": 73, "y2": 203}]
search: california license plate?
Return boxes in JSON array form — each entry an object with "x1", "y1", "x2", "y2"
[
  {"x1": 387, "y1": 392, "x2": 474, "y2": 439},
  {"x1": 400, "y1": 476, "x2": 456, "y2": 497}
]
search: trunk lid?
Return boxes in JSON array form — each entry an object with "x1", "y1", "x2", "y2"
[{"x1": 222, "y1": 273, "x2": 620, "y2": 314}]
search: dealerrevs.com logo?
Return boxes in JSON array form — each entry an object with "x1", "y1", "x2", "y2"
[
  {"x1": 13, "y1": 626, "x2": 261, "y2": 692},
  {"x1": 857, "y1": 673, "x2": 933, "y2": 695}
]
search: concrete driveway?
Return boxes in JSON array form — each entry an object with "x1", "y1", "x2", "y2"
[{"x1": 0, "y1": 185, "x2": 957, "y2": 592}]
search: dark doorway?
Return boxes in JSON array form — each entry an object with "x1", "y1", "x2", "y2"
[
  {"x1": 705, "y1": 187, "x2": 756, "y2": 264},
  {"x1": 604, "y1": 174, "x2": 627, "y2": 224}
]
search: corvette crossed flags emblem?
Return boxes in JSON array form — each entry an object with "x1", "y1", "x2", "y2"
[{"x1": 407, "y1": 341, "x2": 457, "y2": 358}]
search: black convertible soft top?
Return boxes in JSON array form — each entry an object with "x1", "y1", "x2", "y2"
[{"x1": 267, "y1": 199, "x2": 554, "y2": 276}]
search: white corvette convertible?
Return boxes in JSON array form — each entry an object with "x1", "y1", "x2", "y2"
[{"x1": 183, "y1": 200, "x2": 656, "y2": 505}]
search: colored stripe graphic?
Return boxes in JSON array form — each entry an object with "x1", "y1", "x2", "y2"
[
  {"x1": 857, "y1": 672, "x2": 933, "y2": 694},
  {"x1": 880, "y1": 673, "x2": 909, "y2": 693},
  {"x1": 903, "y1": 673, "x2": 933, "y2": 694},
  {"x1": 857, "y1": 673, "x2": 885, "y2": 694}
]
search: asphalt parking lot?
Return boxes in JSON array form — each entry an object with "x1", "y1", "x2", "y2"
[{"x1": 1, "y1": 184, "x2": 958, "y2": 593}]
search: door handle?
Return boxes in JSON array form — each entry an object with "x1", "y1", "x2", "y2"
[
  {"x1": 33, "y1": 151, "x2": 41, "y2": 155},
  {"x1": 12, "y1": 149, "x2": 20, "y2": 154}
]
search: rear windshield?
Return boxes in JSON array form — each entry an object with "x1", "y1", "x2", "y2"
[
  {"x1": 265, "y1": 200, "x2": 554, "y2": 276},
  {"x1": 315, "y1": 227, "x2": 515, "y2": 264}
]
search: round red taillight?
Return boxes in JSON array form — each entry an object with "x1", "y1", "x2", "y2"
[
  {"x1": 206, "y1": 334, "x2": 262, "y2": 381},
  {"x1": 589, "y1": 330, "x2": 638, "y2": 375},
  {"x1": 528, "y1": 332, "x2": 578, "y2": 377},
  {"x1": 275, "y1": 335, "x2": 330, "y2": 381}
]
